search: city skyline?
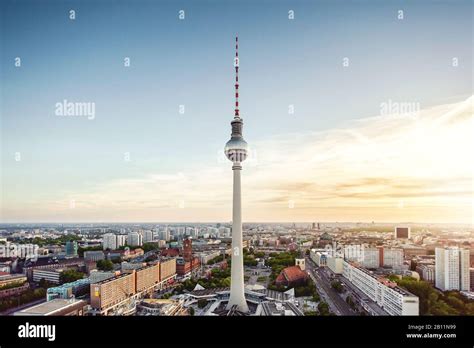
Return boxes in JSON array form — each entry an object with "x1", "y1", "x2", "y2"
[{"x1": 1, "y1": 0, "x2": 472, "y2": 224}]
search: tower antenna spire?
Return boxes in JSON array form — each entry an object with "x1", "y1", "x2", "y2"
[{"x1": 234, "y1": 35, "x2": 240, "y2": 119}]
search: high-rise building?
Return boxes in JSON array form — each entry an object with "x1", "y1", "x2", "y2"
[
  {"x1": 394, "y1": 227, "x2": 411, "y2": 239},
  {"x1": 143, "y1": 230, "x2": 154, "y2": 243},
  {"x1": 160, "y1": 258, "x2": 177, "y2": 282},
  {"x1": 159, "y1": 230, "x2": 170, "y2": 242},
  {"x1": 361, "y1": 247, "x2": 404, "y2": 269},
  {"x1": 90, "y1": 272, "x2": 136, "y2": 313},
  {"x1": 416, "y1": 264, "x2": 435, "y2": 284},
  {"x1": 362, "y1": 247, "x2": 379, "y2": 269},
  {"x1": 102, "y1": 233, "x2": 117, "y2": 250},
  {"x1": 65, "y1": 241, "x2": 78, "y2": 257},
  {"x1": 127, "y1": 232, "x2": 143, "y2": 247},
  {"x1": 224, "y1": 36, "x2": 248, "y2": 313},
  {"x1": 383, "y1": 248, "x2": 404, "y2": 269},
  {"x1": 116, "y1": 235, "x2": 127, "y2": 248},
  {"x1": 435, "y1": 247, "x2": 470, "y2": 291},
  {"x1": 135, "y1": 263, "x2": 160, "y2": 292}
]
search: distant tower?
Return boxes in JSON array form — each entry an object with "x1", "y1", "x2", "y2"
[
  {"x1": 183, "y1": 238, "x2": 192, "y2": 262},
  {"x1": 224, "y1": 36, "x2": 249, "y2": 313}
]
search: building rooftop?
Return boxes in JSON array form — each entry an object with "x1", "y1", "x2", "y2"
[
  {"x1": 261, "y1": 301, "x2": 304, "y2": 316},
  {"x1": 24, "y1": 257, "x2": 84, "y2": 268},
  {"x1": 14, "y1": 299, "x2": 86, "y2": 316},
  {"x1": 347, "y1": 261, "x2": 417, "y2": 297},
  {"x1": 278, "y1": 266, "x2": 307, "y2": 283},
  {"x1": 92, "y1": 271, "x2": 132, "y2": 285}
]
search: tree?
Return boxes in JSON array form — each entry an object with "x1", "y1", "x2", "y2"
[
  {"x1": 394, "y1": 277, "x2": 472, "y2": 315},
  {"x1": 318, "y1": 301, "x2": 330, "y2": 316},
  {"x1": 189, "y1": 307, "x2": 195, "y2": 316},
  {"x1": 197, "y1": 299, "x2": 208, "y2": 308},
  {"x1": 97, "y1": 259, "x2": 114, "y2": 271},
  {"x1": 207, "y1": 255, "x2": 224, "y2": 265},
  {"x1": 78, "y1": 245, "x2": 102, "y2": 257},
  {"x1": 243, "y1": 255, "x2": 258, "y2": 266},
  {"x1": 39, "y1": 278, "x2": 53, "y2": 289},
  {"x1": 346, "y1": 295, "x2": 356, "y2": 310},
  {"x1": 331, "y1": 280, "x2": 344, "y2": 293},
  {"x1": 60, "y1": 269, "x2": 84, "y2": 284},
  {"x1": 110, "y1": 257, "x2": 122, "y2": 264},
  {"x1": 142, "y1": 243, "x2": 160, "y2": 253}
]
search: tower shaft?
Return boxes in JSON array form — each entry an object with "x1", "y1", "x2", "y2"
[{"x1": 226, "y1": 164, "x2": 249, "y2": 312}]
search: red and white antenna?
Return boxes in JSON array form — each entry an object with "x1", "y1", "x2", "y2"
[{"x1": 234, "y1": 35, "x2": 240, "y2": 119}]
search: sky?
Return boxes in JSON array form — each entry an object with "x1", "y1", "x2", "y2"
[{"x1": 0, "y1": 0, "x2": 472, "y2": 223}]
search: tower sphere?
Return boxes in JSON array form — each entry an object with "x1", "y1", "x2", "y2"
[{"x1": 225, "y1": 136, "x2": 248, "y2": 163}]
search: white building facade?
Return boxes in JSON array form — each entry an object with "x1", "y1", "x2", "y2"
[
  {"x1": 342, "y1": 261, "x2": 419, "y2": 316},
  {"x1": 435, "y1": 247, "x2": 470, "y2": 291},
  {"x1": 102, "y1": 233, "x2": 117, "y2": 251}
]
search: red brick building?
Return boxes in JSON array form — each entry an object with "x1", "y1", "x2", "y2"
[{"x1": 275, "y1": 265, "x2": 308, "y2": 287}]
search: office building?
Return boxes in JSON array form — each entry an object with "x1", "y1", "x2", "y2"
[
  {"x1": 32, "y1": 269, "x2": 63, "y2": 284},
  {"x1": 65, "y1": 241, "x2": 78, "y2": 257},
  {"x1": 46, "y1": 278, "x2": 90, "y2": 301},
  {"x1": 84, "y1": 250, "x2": 105, "y2": 262},
  {"x1": 310, "y1": 249, "x2": 327, "y2": 267},
  {"x1": 394, "y1": 227, "x2": 411, "y2": 239},
  {"x1": 327, "y1": 256, "x2": 344, "y2": 274}
]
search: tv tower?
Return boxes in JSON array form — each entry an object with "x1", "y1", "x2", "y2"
[{"x1": 224, "y1": 35, "x2": 249, "y2": 313}]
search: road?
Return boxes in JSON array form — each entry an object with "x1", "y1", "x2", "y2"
[{"x1": 305, "y1": 257, "x2": 354, "y2": 316}]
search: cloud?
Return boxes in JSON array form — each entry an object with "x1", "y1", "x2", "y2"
[{"x1": 3, "y1": 96, "x2": 473, "y2": 223}]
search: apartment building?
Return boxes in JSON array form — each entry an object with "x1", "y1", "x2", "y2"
[{"x1": 342, "y1": 261, "x2": 419, "y2": 316}]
